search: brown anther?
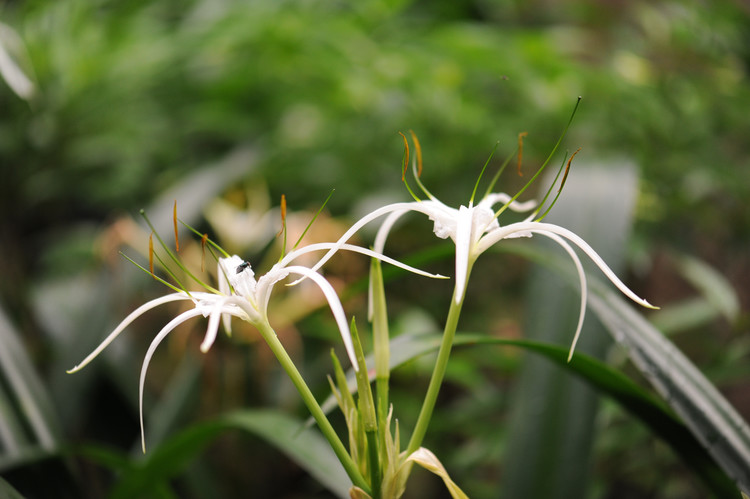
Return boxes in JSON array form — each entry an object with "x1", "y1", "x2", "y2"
[
  {"x1": 276, "y1": 194, "x2": 287, "y2": 238},
  {"x1": 173, "y1": 200, "x2": 180, "y2": 252},
  {"x1": 398, "y1": 132, "x2": 410, "y2": 181},
  {"x1": 409, "y1": 130, "x2": 423, "y2": 177},
  {"x1": 559, "y1": 147, "x2": 581, "y2": 192},
  {"x1": 517, "y1": 131, "x2": 528, "y2": 176}
]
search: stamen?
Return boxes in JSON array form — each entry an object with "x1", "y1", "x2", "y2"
[
  {"x1": 178, "y1": 219, "x2": 230, "y2": 258},
  {"x1": 470, "y1": 141, "x2": 499, "y2": 204},
  {"x1": 494, "y1": 97, "x2": 582, "y2": 220},
  {"x1": 408, "y1": 131, "x2": 435, "y2": 201},
  {"x1": 277, "y1": 195, "x2": 288, "y2": 260},
  {"x1": 517, "y1": 131, "x2": 528, "y2": 176},
  {"x1": 534, "y1": 147, "x2": 581, "y2": 222},
  {"x1": 398, "y1": 132, "x2": 420, "y2": 202},
  {"x1": 173, "y1": 200, "x2": 179, "y2": 252},
  {"x1": 399, "y1": 132, "x2": 410, "y2": 182},
  {"x1": 200, "y1": 233, "x2": 209, "y2": 272},
  {"x1": 559, "y1": 147, "x2": 580, "y2": 193},
  {"x1": 149, "y1": 233, "x2": 156, "y2": 279},
  {"x1": 121, "y1": 252, "x2": 186, "y2": 295},
  {"x1": 409, "y1": 130, "x2": 423, "y2": 177},
  {"x1": 140, "y1": 210, "x2": 219, "y2": 294},
  {"x1": 293, "y1": 189, "x2": 335, "y2": 251},
  {"x1": 483, "y1": 144, "x2": 517, "y2": 199}
]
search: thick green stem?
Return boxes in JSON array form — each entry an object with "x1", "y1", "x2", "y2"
[
  {"x1": 256, "y1": 320, "x2": 371, "y2": 494},
  {"x1": 406, "y1": 273, "x2": 468, "y2": 455}
]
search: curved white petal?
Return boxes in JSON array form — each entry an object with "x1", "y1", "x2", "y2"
[
  {"x1": 200, "y1": 298, "x2": 230, "y2": 352},
  {"x1": 538, "y1": 232, "x2": 588, "y2": 361},
  {"x1": 477, "y1": 221, "x2": 655, "y2": 309},
  {"x1": 373, "y1": 208, "x2": 414, "y2": 254},
  {"x1": 139, "y1": 307, "x2": 207, "y2": 452},
  {"x1": 453, "y1": 205, "x2": 475, "y2": 304},
  {"x1": 281, "y1": 242, "x2": 445, "y2": 280},
  {"x1": 199, "y1": 297, "x2": 254, "y2": 353},
  {"x1": 285, "y1": 266, "x2": 360, "y2": 372},
  {"x1": 217, "y1": 259, "x2": 234, "y2": 335},
  {"x1": 67, "y1": 293, "x2": 191, "y2": 373},
  {"x1": 480, "y1": 193, "x2": 537, "y2": 213},
  {"x1": 286, "y1": 202, "x2": 420, "y2": 277}
]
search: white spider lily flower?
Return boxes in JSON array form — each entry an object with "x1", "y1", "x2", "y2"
[
  {"x1": 68, "y1": 241, "x2": 442, "y2": 452},
  {"x1": 308, "y1": 191, "x2": 655, "y2": 361}
]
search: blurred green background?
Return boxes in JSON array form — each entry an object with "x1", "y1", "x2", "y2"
[{"x1": 1, "y1": 0, "x2": 748, "y2": 497}]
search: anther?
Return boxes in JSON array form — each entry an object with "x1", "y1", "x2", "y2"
[
  {"x1": 517, "y1": 131, "x2": 528, "y2": 176},
  {"x1": 398, "y1": 131, "x2": 410, "y2": 181},
  {"x1": 409, "y1": 130, "x2": 423, "y2": 177}
]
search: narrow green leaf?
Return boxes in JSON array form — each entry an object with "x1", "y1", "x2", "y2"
[
  {"x1": 0, "y1": 306, "x2": 61, "y2": 451},
  {"x1": 110, "y1": 409, "x2": 351, "y2": 499},
  {"x1": 501, "y1": 242, "x2": 750, "y2": 495},
  {"x1": 0, "y1": 475, "x2": 26, "y2": 499}
]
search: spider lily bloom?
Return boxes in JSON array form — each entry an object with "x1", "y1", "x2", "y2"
[
  {"x1": 309, "y1": 132, "x2": 656, "y2": 360},
  {"x1": 68, "y1": 237, "x2": 442, "y2": 452}
]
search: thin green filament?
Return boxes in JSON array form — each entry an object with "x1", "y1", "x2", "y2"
[
  {"x1": 292, "y1": 189, "x2": 335, "y2": 252},
  {"x1": 470, "y1": 140, "x2": 500, "y2": 205},
  {"x1": 494, "y1": 97, "x2": 582, "y2": 219}
]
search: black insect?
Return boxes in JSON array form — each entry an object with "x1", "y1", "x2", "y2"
[{"x1": 236, "y1": 261, "x2": 251, "y2": 274}]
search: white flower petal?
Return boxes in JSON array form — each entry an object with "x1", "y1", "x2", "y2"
[
  {"x1": 453, "y1": 205, "x2": 475, "y2": 304},
  {"x1": 540, "y1": 232, "x2": 588, "y2": 361},
  {"x1": 139, "y1": 307, "x2": 206, "y2": 453},
  {"x1": 200, "y1": 298, "x2": 231, "y2": 353},
  {"x1": 217, "y1": 259, "x2": 233, "y2": 334},
  {"x1": 285, "y1": 266, "x2": 360, "y2": 372},
  {"x1": 67, "y1": 293, "x2": 191, "y2": 373},
  {"x1": 477, "y1": 221, "x2": 654, "y2": 309},
  {"x1": 289, "y1": 202, "x2": 426, "y2": 280},
  {"x1": 480, "y1": 193, "x2": 537, "y2": 213}
]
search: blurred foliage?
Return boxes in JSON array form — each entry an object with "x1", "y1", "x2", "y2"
[{"x1": 0, "y1": 0, "x2": 749, "y2": 497}]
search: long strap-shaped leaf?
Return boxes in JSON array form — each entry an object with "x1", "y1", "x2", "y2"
[
  {"x1": 503, "y1": 242, "x2": 750, "y2": 495},
  {"x1": 586, "y1": 283, "x2": 750, "y2": 494},
  {"x1": 107, "y1": 409, "x2": 351, "y2": 499},
  {"x1": 452, "y1": 335, "x2": 741, "y2": 498}
]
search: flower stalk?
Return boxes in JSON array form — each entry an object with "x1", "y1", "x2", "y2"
[
  {"x1": 255, "y1": 318, "x2": 371, "y2": 493},
  {"x1": 406, "y1": 266, "x2": 470, "y2": 455}
]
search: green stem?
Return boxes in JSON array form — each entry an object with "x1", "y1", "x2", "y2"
[
  {"x1": 366, "y1": 428, "x2": 381, "y2": 499},
  {"x1": 406, "y1": 272, "x2": 469, "y2": 455},
  {"x1": 256, "y1": 320, "x2": 371, "y2": 494}
]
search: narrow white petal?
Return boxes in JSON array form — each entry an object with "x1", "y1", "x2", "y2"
[
  {"x1": 282, "y1": 202, "x2": 419, "y2": 278},
  {"x1": 200, "y1": 298, "x2": 230, "y2": 353},
  {"x1": 139, "y1": 308, "x2": 206, "y2": 452},
  {"x1": 478, "y1": 221, "x2": 655, "y2": 309},
  {"x1": 285, "y1": 242, "x2": 445, "y2": 280},
  {"x1": 539, "y1": 232, "x2": 588, "y2": 361},
  {"x1": 201, "y1": 301, "x2": 250, "y2": 353},
  {"x1": 481, "y1": 193, "x2": 537, "y2": 213},
  {"x1": 285, "y1": 266, "x2": 360, "y2": 372},
  {"x1": 217, "y1": 260, "x2": 233, "y2": 335},
  {"x1": 453, "y1": 206, "x2": 474, "y2": 304},
  {"x1": 373, "y1": 209, "x2": 413, "y2": 254},
  {"x1": 67, "y1": 293, "x2": 190, "y2": 373}
]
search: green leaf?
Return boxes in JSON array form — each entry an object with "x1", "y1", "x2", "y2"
[
  {"x1": 0, "y1": 475, "x2": 26, "y2": 499},
  {"x1": 502, "y1": 162, "x2": 639, "y2": 499},
  {"x1": 586, "y1": 281, "x2": 750, "y2": 495},
  {"x1": 454, "y1": 335, "x2": 741, "y2": 498},
  {"x1": 502, "y1": 242, "x2": 750, "y2": 495},
  {"x1": 110, "y1": 409, "x2": 351, "y2": 499},
  {"x1": 0, "y1": 305, "x2": 61, "y2": 453}
]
